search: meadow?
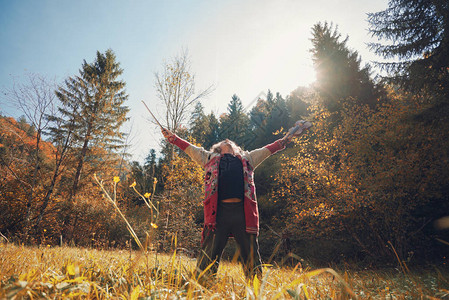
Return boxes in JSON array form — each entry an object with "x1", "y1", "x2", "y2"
[{"x1": 1, "y1": 243, "x2": 448, "y2": 299}]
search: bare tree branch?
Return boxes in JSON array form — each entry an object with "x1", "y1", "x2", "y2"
[{"x1": 154, "y1": 49, "x2": 214, "y2": 133}]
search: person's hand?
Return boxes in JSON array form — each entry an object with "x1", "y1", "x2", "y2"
[
  {"x1": 282, "y1": 120, "x2": 312, "y2": 145},
  {"x1": 280, "y1": 134, "x2": 293, "y2": 146},
  {"x1": 161, "y1": 128, "x2": 175, "y2": 143}
]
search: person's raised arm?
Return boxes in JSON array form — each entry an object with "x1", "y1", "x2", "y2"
[
  {"x1": 161, "y1": 128, "x2": 211, "y2": 167},
  {"x1": 248, "y1": 120, "x2": 311, "y2": 168},
  {"x1": 247, "y1": 138, "x2": 287, "y2": 169},
  {"x1": 161, "y1": 128, "x2": 190, "y2": 151}
]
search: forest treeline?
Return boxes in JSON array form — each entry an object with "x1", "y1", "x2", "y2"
[{"x1": 1, "y1": 1, "x2": 448, "y2": 266}]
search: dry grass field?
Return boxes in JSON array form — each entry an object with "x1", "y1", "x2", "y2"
[{"x1": 1, "y1": 243, "x2": 448, "y2": 299}]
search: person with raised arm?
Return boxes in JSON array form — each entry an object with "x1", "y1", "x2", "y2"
[{"x1": 161, "y1": 121, "x2": 310, "y2": 284}]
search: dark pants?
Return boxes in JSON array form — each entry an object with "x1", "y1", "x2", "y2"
[{"x1": 195, "y1": 201, "x2": 262, "y2": 281}]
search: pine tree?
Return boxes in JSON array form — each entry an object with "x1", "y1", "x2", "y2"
[
  {"x1": 287, "y1": 86, "x2": 312, "y2": 122},
  {"x1": 368, "y1": 0, "x2": 449, "y2": 94},
  {"x1": 249, "y1": 98, "x2": 267, "y2": 133},
  {"x1": 249, "y1": 98, "x2": 268, "y2": 147},
  {"x1": 53, "y1": 49, "x2": 129, "y2": 199},
  {"x1": 204, "y1": 112, "x2": 220, "y2": 149},
  {"x1": 248, "y1": 90, "x2": 291, "y2": 147},
  {"x1": 310, "y1": 22, "x2": 380, "y2": 111},
  {"x1": 219, "y1": 94, "x2": 250, "y2": 147},
  {"x1": 144, "y1": 149, "x2": 157, "y2": 177},
  {"x1": 265, "y1": 92, "x2": 290, "y2": 139},
  {"x1": 189, "y1": 103, "x2": 222, "y2": 149},
  {"x1": 144, "y1": 149, "x2": 157, "y2": 189},
  {"x1": 189, "y1": 102, "x2": 209, "y2": 146}
]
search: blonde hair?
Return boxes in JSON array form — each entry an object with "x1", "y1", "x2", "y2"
[{"x1": 210, "y1": 139, "x2": 243, "y2": 155}]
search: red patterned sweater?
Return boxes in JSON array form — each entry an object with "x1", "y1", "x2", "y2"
[{"x1": 168, "y1": 136, "x2": 285, "y2": 237}]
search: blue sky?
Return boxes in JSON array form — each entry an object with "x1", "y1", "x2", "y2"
[{"x1": 0, "y1": 0, "x2": 388, "y2": 162}]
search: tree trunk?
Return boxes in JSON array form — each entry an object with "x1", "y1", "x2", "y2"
[
  {"x1": 34, "y1": 156, "x2": 63, "y2": 231},
  {"x1": 34, "y1": 127, "x2": 73, "y2": 231},
  {"x1": 23, "y1": 128, "x2": 42, "y2": 241},
  {"x1": 70, "y1": 125, "x2": 92, "y2": 201}
]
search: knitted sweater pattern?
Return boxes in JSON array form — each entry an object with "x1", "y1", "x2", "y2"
[
  {"x1": 169, "y1": 135, "x2": 285, "y2": 239},
  {"x1": 203, "y1": 153, "x2": 258, "y2": 235}
]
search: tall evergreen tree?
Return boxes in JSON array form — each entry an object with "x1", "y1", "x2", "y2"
[
  {"x1": 190, "y1": 102, "x2": 205, "y2": 125},
  {"x1": 265, "y1": 92, "x2": 290, "y2": 138},
  {"x1": 189, "y1": 103, "x2": 221, "y2": 149},
  {"x1": 249, "y1": 98, "x2": 267, "y2": 133},
  {"x1": 126, "y1": 149, "x2": 159, "y2": 199},
  {"x1": 53, "y1": 49, "x2": 129, "y2": 198},
  {"x1": 249, "y1": 98, "x2": 268, "y2": 147},
  {"x1": 287, "y1": 86, "x2": 312, "y2": 122},
  {"x1": 204, "y1": 112, "x2": 220, "y2": 149},
  {"x1": 248, "y1": 90, "x2": 291, "y2": 147},
  {"x1": 144, "y1": 149, "x2": 157, "y2": 183},
  {"x1": 189, "y1": 102, "x2": 209, "y2": 146},
  {"x1": 219, "y1": 94, "x2": 250, "y2": 147},
  {"x1": 310, "y1": 22, "x2": 380, "y2": 111},
  {"x1": 368, "y1": 0, "x2": 449, "y2": 94}
]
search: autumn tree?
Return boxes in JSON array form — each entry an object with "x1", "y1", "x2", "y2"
[
  {"x1": 154, "y1": 49, "x2": 213, "y2": 156},
  {"x1": 269, "y1": 85, "x2": 449, "y2": 263},
  {"x1": 153, "y1": 50, "x2": 213, "y2": 249},
  {"x1": 159, "y1": 147, "x2": 203, "y2": 252},
  {"x1": 0, "y1": 74, "x2": 59, "y2": 239},
  {"x1": 335, "y1": 89, "x2": 449, "y2": 261},
  {"x1": 53, "y1": 49, "x2": 130, "y2": 199},
  {"x1": 0, "y1": 117, "x2": 46, "y2": 239}
]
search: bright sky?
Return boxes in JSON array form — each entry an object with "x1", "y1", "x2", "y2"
[{"x1": 0, "y1": 0, "x2": 388, "y2": 162}]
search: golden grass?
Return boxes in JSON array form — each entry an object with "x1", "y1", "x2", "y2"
[{"x1": 1, "y1": 243, "x2": 448, "y2": 299}]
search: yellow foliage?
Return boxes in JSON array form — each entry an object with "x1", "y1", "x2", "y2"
[
  {"x1": 270, "y1": 89, "x2": 449, "y2": 258},
  {"x1": 160, "y1": 138, "x2": 205, "y2": 249}
]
